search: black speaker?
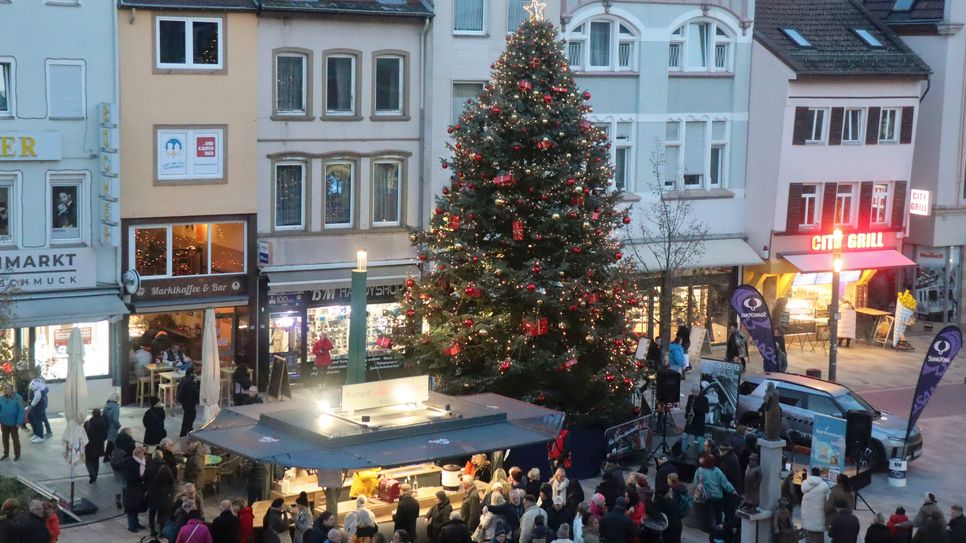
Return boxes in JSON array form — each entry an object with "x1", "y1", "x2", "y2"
[
  {"x1": 845, "y1": 409, "x2": 873, "y2": 458},
  {"x1": 656, "y1": 369, "x2": 681, "y2": 404}
]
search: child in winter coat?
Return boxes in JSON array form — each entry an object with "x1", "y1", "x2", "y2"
[
  {"x1": 888, "y1": 506, "x2": 912, "y2": 542},
  {"x1": 45, "y1": 499, "x2": 60, "y2": 543}
]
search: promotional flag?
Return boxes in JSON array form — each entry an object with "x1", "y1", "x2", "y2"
[
  {"x1": 730, "y1": 285, "x2": 780, "y2": 372},
  {"x1": 905, "y1": 325, "x2": 963, "y2": 441}
]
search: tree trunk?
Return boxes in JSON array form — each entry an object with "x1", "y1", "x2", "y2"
[{"x1": 659, "y1": 270, "x2": 674, "y2": 365}]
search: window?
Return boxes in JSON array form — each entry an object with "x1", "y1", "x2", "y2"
[
  {"x1": 454, "y1": 0, "x2": 485, "y2": 34},
  {"x1": 452, "y1": 82, "x2": 484, "y2": 124},
  {"x1": 156, "y1": 17, "x2": 223, "y2": 70},
  {"x1": 665, "y1": 119, "x2": 729, "y2": 189},
  {"x1": 800, "y1": 184, "x2": 819, "y2": 227},
  {"x1": 274, "y1": 163, "x2": 305, "y2": 230},
  {"x1": 156, "y1": 127, "x2": 225, "y2": 182},
  {"x1": 507, "y1": 0, "x2": 527, "y2": 32},
  {"x1": 835, "y1": 183, "x2": 855, "y2": 225},
  {"x1": 324, "y1": 161, "x2": 353, "y2": 228},
  {"x1": 0, "y1": 61, "x2": 11, "y2": 116},
  {"x1": 843, "y1": 108, "x2": 863, "y2": 143},
  {"x1": 710, "y1": 121, "x2": 727, "y2": 187},
  {"x1": 130, "y1": 221, "x2": 246, "y2": 278},
  {"x1": 683, "y1": 121, "x2": 705, "y2": 187},
  {"x1": 46, "y1": 60, "x2": 85, "y2": 119},
  {"x1": 806, "y1": 108, "x2": 827, "y2": 143},
  {"x1": 670, "y1": 20, "x2": 733, "y2": 72},
  {"x1": 567, "y1": 19, "x2": 637, "y2": 71},
  {"x1": 879, "y1": 108, "x2": 899, "y2": 143},
  {"x1": 35, "y1": 322, "x2": 111, "y2": 382},
  {"x1": 0, "y1": 176, "x2": 15, "y2": 243},
  {"x1": 892, "y1": 0, "x2": 916, "y2": 11},
  {"x1": 871, "y1": 183, "x2": 890, "y2": 225},
  {"x1": 854, "y1": 28, "x2": 884, "y2": 48},
  {"x1": 372, "y1": 160, "x2": 402, "y2": 226},
  {"x1": 781, "y1": 28, "x2": 812, "y2": 48},
  {"x1": 663, "y1": 121, "x2": 680, "y2": 187},
  {"x1": 807, "y1": 394, "x2": 843, "y2": 418},
  {"x1": 374, "y1": 56, "x2": 403, "y2": 115},
  {"x1": 275, "y1": 53, "x2": 307, "y2": 115},
  {"x1": 326, "y1": 55, "x2": 356, "y2": 115},
  {"x1": 49, "y1": 174, "x2": 84, "y2": 242},
  {"x1": 614, "y1": 122, "x2": 632, "y2": 191}
]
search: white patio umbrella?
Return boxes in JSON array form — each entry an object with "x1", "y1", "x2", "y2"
[
  {"x1": 62, "y1": 327, "x2": 89, "y2": 509},
  {"x1": 200, "y1": 308, "x2": 221, "y2": 424}
]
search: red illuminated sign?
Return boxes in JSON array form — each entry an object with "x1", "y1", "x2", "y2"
[{"x1": 810, "y1": 231, "x2": 885, "y2": 252}]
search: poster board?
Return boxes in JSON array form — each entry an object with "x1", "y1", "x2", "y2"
[
  {"x1": 698, "y1": 359, "x2": 742, "y2": 428},
  {"x1": 691, "y1": 326, "x2": 710, "y2": 356},
  {"x1": 809, "y1": 414, "x2": 847, "y2": 482},
  {"x1": 268, "y1": 355, "x2": 292, "y2": 400},
  {"x1": 873, "y1": 316, "x2": 894, "y2": 347},
  {"x1": 604, "y1": 415, "x2": 652, "y2": 462}
]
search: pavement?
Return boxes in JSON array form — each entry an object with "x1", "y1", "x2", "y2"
[{"x1": 0, "y1": 320, "x2": 963, "y2": 542}]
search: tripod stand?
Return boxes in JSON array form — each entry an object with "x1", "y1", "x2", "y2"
[
  {"x1": 643, "y1": 403, "x2": 673, "y2": 467},
  {"x1": 850, "y1": 449, "x2": 877, "y2": 515}
]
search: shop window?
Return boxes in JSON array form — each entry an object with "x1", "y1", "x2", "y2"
[
  {"x1": 35, "y1": 321, "x2": 110, "y2": 380},
  {"x1": 274, "y1": 163, "x2": 305, "y2": 230},
  {"x1": 275, "y1": 53, "x2": 307, "y2": 116},
  {"x1": 156, "y1": 16, "x2": 223, "y2": 70},
  {"x1": 46, "y1": 60, "x2": 85, "y2": 119},
  {"x1": 871, "y1": 183, "x2": 890, "y2": 225},
  {"x1": 49, "y1": 174, "x2": 84, "y2": 242},
  {"x1": 800, "y1": 184, "x2": 819, "y2": 227},
  {"x1": 452, "y1": 82, "x2": 484, "y2": 124},
  {"x1": 324, "y1": 161, "x2": 354, "y2": 228},
  {"x1": 374, "y1": 56, "x2": 404, "y2": 116},
  {"x1": 669, "y1": 20, "x2": 733, "y2": 73},
  {"x1": 172, "y1": 224, "x2": 209, "y2": 276},
  {"x1": 0, "y1": 60, "x2": 13, "y2": 116},
  {"x1": 835, "y1": 183, "x2": 855, "y2": 225},
  {"x1": 372, "y1": 159, "x2": 402, "y2": 226},
  {"x1": 129, "y1": 220, "x2": 246, "y2": 278},
  {"x1": 210, "y1": 223, "x2": 245, "y2": 273},
  {"x1": 454, "y1": 0, "x2": 485, "y2": 34},
  {"x1": 134, "y1": 227, "x2": 168, "y2": 277},
  {"x1": 307, "y1": 302, "x2": 403, "y2": 366},
  {"x1": 879, "y1": 108, "x2": 899, "y2": 143},
  {"x1": 843, "y1": 108, "x2": 863, "y2": 144},
  {"x1": 806, "y1": 108, "x2": 827, "y2": 144},
  {"x1": 568, "y1": 19, "x2": 637, "y2": 72},
  {"x1": 326, "y1": 55, "x2": 356, "y2": 116},
  {"x1": 0, "y1": 177, "x2": 15, "y2": 244},
  {"x1": 507, "y1": 0, "x2": 527, "y2": 32}
]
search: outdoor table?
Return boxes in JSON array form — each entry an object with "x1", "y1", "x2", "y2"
[
  {"x1": 146, "y1": 363, "x2": 176, "y2": 390},
  {"x1": 856, "y1": 307, "x2": 890, "y2": 343}
]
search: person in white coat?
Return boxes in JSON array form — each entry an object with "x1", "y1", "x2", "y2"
[
  {"x1": 550, "y1": 468, "x2": 569, "y2": 501},
  {"x1": 800, "y1": 468, "x2": 831, "y2": 543}
]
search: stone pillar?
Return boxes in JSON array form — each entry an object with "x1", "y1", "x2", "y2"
[{"x1": 738, "y1": 438, "x2": 786, "y2": 543}]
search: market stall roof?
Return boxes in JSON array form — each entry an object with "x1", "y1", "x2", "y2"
[
  {"x1": 191, "y1": 389, "x2": 564, "y2": 470},
  {"x1": 782, "y1": 249, "x2": 915, "y2": 273}
]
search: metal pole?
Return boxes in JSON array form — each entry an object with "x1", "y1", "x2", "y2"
[
  {"x1": 829, "y1": 234, "x2": 842, "y2": 382},
  {"x1": 346, "y1": 268, "x2": 368, "y2": 386}
]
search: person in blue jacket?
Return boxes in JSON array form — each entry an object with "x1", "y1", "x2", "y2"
[
  {"x1": 0, "y1": 383, "x2": 25, "y2": 461},
  {"x1": 668, "y1": 338, "x2": 685, "y2": 374},
  {"x1": 694, "y1": 454, "x2": 739, "y2": 542}
]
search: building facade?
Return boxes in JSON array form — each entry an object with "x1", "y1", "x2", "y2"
[
  {"x1": 0, "y1": 0, "x2": 126, "y2": 411},
  {"x1": 117, "y1": 0, "x2": 259, "y2": 396},
  {"x1": 864, "y1": 0, "x2": 966, "y2": 326},
  {"x1": 559, "y1": 0, "x2": 761, "y2": 344},
  {"x1": 746, "y1": 0, "x2": 929, "y2": 347},
  {"x1": 255, "y1": 1, "x2": 432, "y2": 385}
]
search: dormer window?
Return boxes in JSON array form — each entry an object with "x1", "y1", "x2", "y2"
[
  {"x1": 668, "y1": 20, "x2": 734, "y2": 73},
  {"x1": 854, "y1": 28, "x2": 884, "y2": 48},
  {"x1": 892, "y1": 0, "x2": 916, "y2": 12},
  {"x1": 567, "y1": 19, "x2": 638, "y2": 72},
  {"x1": 781, "y1": 28, "x2": 812, "y2": 48}
]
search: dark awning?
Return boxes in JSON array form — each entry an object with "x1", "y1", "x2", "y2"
[{"x1": 191, "y1": 392, "x2": 563, "y2": 470}]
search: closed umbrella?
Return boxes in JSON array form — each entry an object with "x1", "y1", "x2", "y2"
[
  {"x1": 200, "y1": 308, "x2": 221, "y2": 424},
  {"x1": 63, "y1": 327, "x2": 89, "y2": 509}
]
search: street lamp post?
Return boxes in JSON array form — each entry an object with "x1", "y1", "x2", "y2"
[
  {"x1": 346, "y1": 249, "x2": 368, "y2": 385},
  {"x1": 828, "y1": 230, "x2": 843, "y2": 382}
]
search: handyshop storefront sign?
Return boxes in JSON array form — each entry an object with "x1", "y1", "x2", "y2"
[
  {"x1": 0, "y1": 248, "x2": 96, "y2": 291},
  {"x1": 133, "y1": 275, "x2": 249, "y2": 303}
]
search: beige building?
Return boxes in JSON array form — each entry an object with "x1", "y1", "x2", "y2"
[{"x1": 117, "y1": 0, "x2": 259, "y2": 399}]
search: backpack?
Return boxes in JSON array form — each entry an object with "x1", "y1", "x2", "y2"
[
  {"x1": 109, "y1": 447, "x2": 128, "y2": 471},
  {"x1": 690, "y1": 472, "x2": 708, "y2": 504},
  {"x1": 675, "y1": 491, "x2": 693, "y2": 517}
]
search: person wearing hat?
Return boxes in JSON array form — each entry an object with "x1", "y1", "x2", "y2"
[
  {"x1": 427, "y1": 490, "x2": 453, "y2": 543},
  {"x1": 141, "y1": 395, "x2": 167, "y2": 446},
  {"x1": 546, "y1": 495, "x2": 573, "y2": 536},
  {"x1": 599, "y1": 497, "x2": 635, "y2": 543},
  {"x1": 394, "y1": 484, "x2": 420, "y2": 543},
  {"x1": 177, "y1": 366, "x2": 200, "y2": 437}
]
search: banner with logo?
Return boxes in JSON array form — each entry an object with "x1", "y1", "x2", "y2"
[
  {"x1": 905, "y1": 325, "x2": 963, "y2": 441},
  {"x1": 730, "y1": 285, "x2": 780, "y2": 372},
  {"x1": 809, "y1": 413, "x2": 847, "y2": 482}
]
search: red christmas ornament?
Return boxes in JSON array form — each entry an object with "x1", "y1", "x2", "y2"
[
  {"x1": 463, "y1": 318, "x2": 474, "y2": 328},
  {"x1": 442, "y1": 187, "x2": 450, "y2": 196},
  {"x1": 567, "y1": 210, "x2": 577, "y2": 218},
  {"x1": 464, "y1": 285, "x2": 483, "y2": 298},
  {"x1": 579, "y1": 120, "x2": 592, "y2": 131},
  {"x1": 450, "y1": 214, "x2": 460, "y2": 230},
  {"x1": 622, "y1": 216, "x2": 632, "y2": 225},
  {"x1": 405, "y1": 278, "x2": 416, "y2": 288},
  {"x1": 522, "y1": 317, "x2": 549, "y2": 336},
  {"x1": 571, "y1": 246, "x2": 582, "y2": 254},
  {"x1": 605, "y1": 373, "x2": 615, "y2": 382},
  {"x1": 418, "y1": 254, "x2": 428, "y2": 261},
  {"x1": 526, "y1": 283, "x2": 537, "y2": 292},
  {"x1": 406, "y1": 308, "x2": 416, "y2": 317},
  {"x1": 566, "y1": 178, "x2": 576, "y2": 186},
  {"x1": 447, "y1": 126, "x2": 455, "y2": 134},
  {"x1": 536, "y1": 140, "x2": 553, "y2": 151},
  {"x1": 499, "y1": 360, "x2": 511, "y2": 373},
  {"x1": 569, "y1": 304, "x2": 578, "y2": 311},
  {"x1": 628, "y1": 297, "x2": 639, "y2": 306},
  {"x1": 543, "y1": 94, "x2": 552, "y2": 103},
  {"x1": 443, "y1": 342, "x2": 462, "y2": 357},
  {"x1": 491, "y1": 106, "x2": 502, "y2": 114},
  {"x1": 441, "y1": 162, "x2": 448, "y2": 169},
  {"x1": 583, "y1": 91, "x2": 592, "y2": 100},
  {"x1": 466, "y1": 213, "x2": 475, "y2": 221},
  {"x1": 517, "y1": 80, "x2": 533, "y2": 92},
  {"x1": 434, "y1": 207, "x2": 444, "y2": 215},
  {"x1": 529, "y1": 56, "x2": 542, "y2": 69},
  {"x1": 473, "y1": 153, "x2": 483, "y2": 161},
  {"x1": 614, "y1": 251, "x2": 623, "y2": 260},
  {"x1": 532, "y1": 264, "x2": 542, "y2": 274},
  {"x1": 513, "y1": 144, "x2": 522, "y2": 152},
  {"x1": 512, "y1": 220, "x2": 525, "y2": 241},
  {"x1": 535, "y1": 233, "x2": 544, "y2": 240},
  {"x1": 551, "y1": 85, "x2": 567, "y2": 93},
  {"x1": 493, "y1": 173, "x2": 516, "y2": 187}
]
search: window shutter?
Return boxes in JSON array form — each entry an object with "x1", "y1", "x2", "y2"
[
  {"x1": 786, "y1": 184, "x2": 803, "y2": 234},
  {"x1": 858, "y1": 181, "x2": 873, "y2": 228},
  {"x1": 828, "y1": 107, "x2": 844, "y2": 145},
  {"x1": 792, "y1": 107, "x2": 809, "y2": 145},
  {"x1": 900, "y1": 106, "x2": 915, "y2": 144},
  {"x1": 866, "y1": 107, "x2": 881, "y2": 145},
  {"x1": 821, "y1": 183, "x2": 838, "y2": 227},
  {"x1": 48, "y1": 63, "x2": 84, "y2": 118},
  {"x1": 891, "y1": 180, "x2": 907, "y2": 228}
]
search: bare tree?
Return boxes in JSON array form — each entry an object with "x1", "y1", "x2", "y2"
[{"x1": 625, "y1": 148, "x2": 709, "y2": 363}]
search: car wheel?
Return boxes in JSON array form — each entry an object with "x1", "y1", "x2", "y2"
[{"x1": 868, "y1": 442, "x2": 887, "y2": 471}]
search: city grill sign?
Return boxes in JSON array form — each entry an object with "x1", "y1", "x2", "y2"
[
  {"x1": 0, "y1": 248, "x2": 96, "y2": 291},
  {"x1": 810, "y1": 231, "x2": 885, "y2": 252}
]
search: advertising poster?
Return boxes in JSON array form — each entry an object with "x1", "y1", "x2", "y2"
[
  {"x1": 730, "y1": 285, "x2": 780, "y2": 372},
  {"x1": 157, "y1": 128, "x2": 223, "y2": 181},
  {"x1": 809, "y1": 413, "x2": 847, "y2": 482},
  {"x1": 158, "y1": 131, "x2": 188, "y2": 176},
  {"x1": 604, "y1": 415, "x2": 651, "y2": 462},
  {"x1": 699, "y1": 359, "x2": 742, "y2": 428}
]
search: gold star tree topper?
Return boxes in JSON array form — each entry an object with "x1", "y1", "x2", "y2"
[{"x1": 524, "y1": 0, "x2": 547, "y2": 21}]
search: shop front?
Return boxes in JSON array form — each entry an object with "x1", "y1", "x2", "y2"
[
  {"x1": 906, "y1": 245, "x2": 961, "y2": 324},
  {"x1": 745, "y1": 229, "x2": 915, "y2": 344},
  {"x1": 259, "y1": 267, "x2": 412, "y2": 386},
  {"x1": 121, "y1": 215, "x2": 257, "y2": 402}
]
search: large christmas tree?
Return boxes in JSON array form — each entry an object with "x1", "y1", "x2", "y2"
[{"x1": 396, "y1": 12, "x2": 642, "y2": 422}]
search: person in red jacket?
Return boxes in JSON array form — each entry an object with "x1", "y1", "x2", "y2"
[
  {"x1": 45, "y1": 499, "x2": 61, "y2": 543},
  {"x1": 312, "y1": 333, "x2": 334, "y2": 368},
  {"x1": 235, "y1": 498, "x2": 254, "y2": 543}
]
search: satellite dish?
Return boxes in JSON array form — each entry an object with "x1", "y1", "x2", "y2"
[{"x1": 122, "y1": 269, "x2": 141, "y2": 295}]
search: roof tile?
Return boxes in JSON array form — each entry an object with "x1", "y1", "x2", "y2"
[
  {"x1": 260, "y1": 0, "x2": 432, "y2": 16},
  {"x1": 862, "y1": 0, "x2": 945, "y2": 25}
]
